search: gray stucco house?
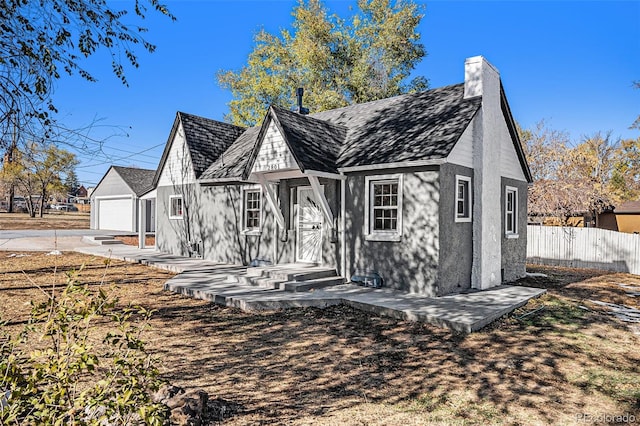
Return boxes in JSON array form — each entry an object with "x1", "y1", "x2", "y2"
[
  {"x1": 90, "y1": 165, "x2": 156, "y2": 233},
  {"x1": 146, "y1": 56, "x2": 532, "y2": 296}
]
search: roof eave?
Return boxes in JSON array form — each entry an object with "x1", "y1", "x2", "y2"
[
  {"x1": 338, "y1": 158, "x2": 446, "y2": 173},
  {"x1": 500, "y1": 83, "x2": 533, "y2": 183},
  {"x1": 199, "y1": 176, "x2": 255, "y2": 185},
  {"x1": 152, "y1": 112, "x2": 183, "y2": 187}
]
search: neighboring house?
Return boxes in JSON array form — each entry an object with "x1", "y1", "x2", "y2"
[
  {"x1": 598, "y1": 201, "x2": 640, "y2": 234},
  {"x1": 147, "y1": 56, "x2": 532, "y2": 296},
  {"x1": 90, "y1": 166, "x2": 156, "y2": 232},
  {"x1": 77, "y1": 185, "x2": 88, "y2": 197}
]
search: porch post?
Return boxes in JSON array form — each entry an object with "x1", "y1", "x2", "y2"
[
  {"x1": 308, "y1": 175, "x2": 334, "y2": 227},
  {"x1": 340, "y1": 177, "x2": 347, "y2": 278},
  {"x1": 138, "y1": 198, "x2": 145, "y2": 249},
  {"x1": 257, "y1": 174, "x2": 286, "y2": 229}
]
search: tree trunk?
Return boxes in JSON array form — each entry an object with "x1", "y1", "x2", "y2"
[
  {"x1": 27, "y1": 196, "x2": 36, "y2": 218},
  {"x1": 8, "y1": 184, "x2": 14, "y2": 213},
  {"x1": 39, "y1": 193, "x2": 45, "y2": 218}
]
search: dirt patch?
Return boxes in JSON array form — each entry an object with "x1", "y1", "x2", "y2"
[
  {"x1": 2, "y1": 256, "x2": 639, "y2": 425},
  {"x1": 0, "y1": 212, "x2": 89, "y2": 230},
  {"x1": 115, "y1": 235, "x2": 156, "y2": 247}
]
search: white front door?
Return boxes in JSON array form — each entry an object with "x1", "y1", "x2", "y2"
[{"x1": 296, "y1": 186, "x2": 323, "y2": 263}]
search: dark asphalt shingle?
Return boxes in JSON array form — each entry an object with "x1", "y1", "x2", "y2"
[
  {"x1": 270, "y1": 106, "x2": 347, "y2": 174},
  {"x1": 201, "y1": 83, "x2": 481, "y2": 180},
  {"x1": 178, "y1": 112, "x2": 246, "y2": 179},
  {"x1": 112, "y1": 166, "x2": 156, "y2": 196},
  {"x1": 311, "y1": 83, "x2": 481, "y2": 168},
  {"x1": 200, "y1": 126, "x2": 261, "y2": 181}
]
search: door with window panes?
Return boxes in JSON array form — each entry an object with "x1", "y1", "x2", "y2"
[{"x1": 296, "y1": 186, "x2": 323, "y2": 263}]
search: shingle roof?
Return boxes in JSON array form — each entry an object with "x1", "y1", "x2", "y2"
[
  {"x1": 112, "y1": 166, "x2": 156, "y2": 196},
  {"x1": 201, "y1": 83, "x2": 482, "y2": 181},
  {"x1": 311, "y1": 83, "x2": 481, "y2": 168},
  {"x1": 270, "y1": 106, "x2": 347, "y2": 173},
  {"x1": 178, "y1": 112, "x2": 246, "y2": 178},
  {"x1": 615, "y1": 201, "x2": 640, "y2": 213},
  {"x1": 200, "y1": 126, "x2": 261, "y2": 181}
]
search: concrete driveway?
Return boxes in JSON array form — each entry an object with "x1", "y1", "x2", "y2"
[{"x1": 0, "y1": 229, "x2": 132, "y2": 252}]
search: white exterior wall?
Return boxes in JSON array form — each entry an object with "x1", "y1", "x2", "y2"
[
  {"x1": 466, "y1": 56, "x2": 503, "y2": 290},
  {"x1": 499, "y1": 119, "x2": 527, "y2": 181},
  {"x1": 252, "y1": 121, "x2": 297, "y2": 173},
  {"x1": 447, "y1": 117, "x2": 475, "y2": 168},
  {"x1": 157, "y1": 123, "x2": 195, "y2": 187},
  {"x1": 90, "y1": 168, "x2": 136, "y2": 230}
]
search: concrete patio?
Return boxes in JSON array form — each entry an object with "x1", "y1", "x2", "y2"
[{"x1": 75, "y1": 243, "x2": 546, "y2": 332}]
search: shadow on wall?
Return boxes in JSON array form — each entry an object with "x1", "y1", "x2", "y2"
[{"x1": 347, "y1": 170, "x2": 440, "y2": 295}]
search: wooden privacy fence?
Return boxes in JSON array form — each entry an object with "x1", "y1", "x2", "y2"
[{"x1": 527, "y1": 225, "x2": 640, "y2": 275}]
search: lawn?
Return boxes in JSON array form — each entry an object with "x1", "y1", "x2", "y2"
[
  {"x1": 0, "y1": 212, "x2": 90, "y2": 230},
  {"x1": 1, "y1": 252, "x2": 639, "y2": 425}
]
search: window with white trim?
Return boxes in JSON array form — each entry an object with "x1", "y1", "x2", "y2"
[
  {"x1": 169, "y1": 195, "x2": 183, "y2": 219},
  {"x1": 455, "y1": 175, "x2": 472, "y2": 222},
  {"x1": 365, "y1": 174, "x2": 403, "y2": 241},
  {"x1": 243, "y1": 188, "x2": 262, "y2": 232},
  {"x1": 505, "y1": 186, "x2": 518, "y2": 237}
]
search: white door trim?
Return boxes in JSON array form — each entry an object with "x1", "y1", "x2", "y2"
[{"x1": 296, "y1": 185, "x2": 324, "y2": 263}]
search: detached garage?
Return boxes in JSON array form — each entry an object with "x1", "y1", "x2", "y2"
[{"x1": 90, "y1": 166, "x2": 155, "y2": 232}]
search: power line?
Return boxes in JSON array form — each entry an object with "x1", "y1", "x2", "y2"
[{"x1": 76, "y1": 142, "x2": 164, "y2": 169}]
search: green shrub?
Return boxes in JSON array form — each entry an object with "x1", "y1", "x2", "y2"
[{"x1": 0, "y1": 266, "x2": 168, "y2": 425}]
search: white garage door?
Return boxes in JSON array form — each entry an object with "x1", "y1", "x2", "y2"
[{"x1": 98, "y1": 198, "x2": 134, "y2": 231}]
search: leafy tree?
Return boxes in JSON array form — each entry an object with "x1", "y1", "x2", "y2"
[
  {"x1": 3, "y1": 142, "x2": 78, "y2": 217},
  {"x1": 0, "y1": 0, "x2": 174, "y2": 149},
  {"x1": 610, "y1": 137, "x2": 640, "y2": 201},
  {"x1": 64, "y1": 169, "x2": 81, "y2": 196},
  {"x1": 562, "y1": 131, "x2": 618, "y2": 198},
  {"x1": 519, "y1": 120, "x2": 570, "y2": 182},
  {"x1": 520, "y1": 123, "x2": 617, "y2": 224},
  {"x1": 218, "y1": 0, "x2": 427, "y2": 127}
]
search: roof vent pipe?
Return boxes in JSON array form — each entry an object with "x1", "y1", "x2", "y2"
[{"x1": 296, "y1": 88, "x2": 309, "y2": 115}]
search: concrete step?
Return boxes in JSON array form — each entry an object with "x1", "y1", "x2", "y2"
[
  {"x1": 242, "y1": 275, "x2": 287, "y2": 290},
  {"x1": 231, "y1": 265, "x2": 343, "y2": 293},
  {"x1": 290, "y1": 269, "x2": 337, "y2": 282},
  {"x1": 82, "y1": 235, "x2": 124, "y2": 245},
  {"x1": 282, "y1": 276, "x2": 345, "y2": 292}
]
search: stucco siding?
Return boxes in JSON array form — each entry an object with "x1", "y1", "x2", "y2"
[
  {"x1": 156, "y1": 183, "x2": 274, "y2": 264},
  {"x1": 501, "y1": 177, "x2": 528, "y2": 282},
  {"x1": 438, "y1": 163, "x2": 474, "y2": 295},
  {"x1": 345, "y1": 168, "x2": 440, "y2": 295},
  {"x1": 156, "y1": 178, "x2": 340, "y2": 268}
]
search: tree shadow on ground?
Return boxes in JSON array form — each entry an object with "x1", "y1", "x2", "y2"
[{"x1": 144, "y1": 287, "x2": 640, "y2": 425}]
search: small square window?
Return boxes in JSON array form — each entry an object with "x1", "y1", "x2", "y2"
[
  {"x1": 170, "y1": 195, "x2": 183, "y2": 219},
  {"x1": 455, "y1": 175, "x2": 472, "y2": 222}
]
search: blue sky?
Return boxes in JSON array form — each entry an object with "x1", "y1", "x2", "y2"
[{"x1": 52, "y1": 1, "x2": 640, "y2": 187}]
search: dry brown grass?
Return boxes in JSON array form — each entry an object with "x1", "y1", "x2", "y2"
[
  {"x1": 2, "y1": 253, "x2": 639, "y2": 425},
  {"x1": 0, "y1": 212, "x2": 89, "y2": 230}
]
